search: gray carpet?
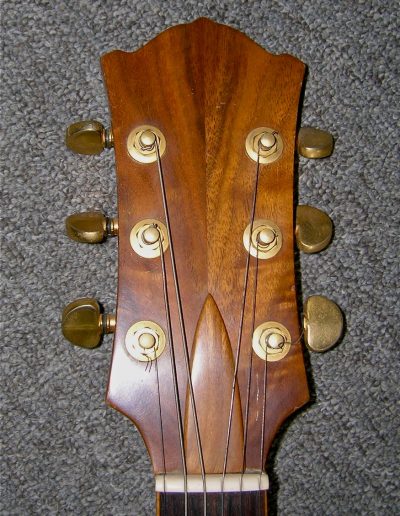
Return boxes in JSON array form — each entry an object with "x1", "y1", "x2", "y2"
[{"x1": 1, "y1": 1, "x2": 399, "y2": 515}]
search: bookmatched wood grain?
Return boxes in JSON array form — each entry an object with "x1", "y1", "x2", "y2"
[
  {"x1": 184, "y1": 294, "x2": 243, "y2": 473},
  {"x1": 101, "y1": 17, "x2": 309, "y2": 489}
]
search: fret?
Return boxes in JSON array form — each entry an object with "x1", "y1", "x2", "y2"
[{"x1": 157, "y1": 491, "x2": 267, "y2": 516}]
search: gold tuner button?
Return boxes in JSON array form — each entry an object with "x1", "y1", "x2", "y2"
[
  {"x1": 298, "y1": 127, "x2": 334, "y2": 159},
  {"x1": 65, "y1": 211, "x2": 118, "y2": 244},
  {"x1": 303, "y1": 295, "x2": 343, "y2": 352},
  {"x1": 61, "y1": 298, "x2": 116, "y2": 349},
  {"x1": 296, "y1": 205, "x2": 333, "y2": 253},
  {"x1": 66, "y1": 120, "x2": 113, "y2": 155}
]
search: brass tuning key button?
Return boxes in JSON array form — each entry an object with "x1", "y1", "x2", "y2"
[
  {"x1": 66, "y1": 120, "x2": 113, "y2": 155},
  {"x1": 66, "y1": 211, "x2": 118, "y2": 244},
  {"x1": 303, "y1": 295, "x2": 343, "y2": 352},
  {"x1": 298, "y1": 127, "x2": 334, "y2": 158},
  {"x1": 296, "y1": 205, "x2": 333, "y2": 253},
  {"x1": 62, "y1": 298, "x2": 116, "y2": 349}
]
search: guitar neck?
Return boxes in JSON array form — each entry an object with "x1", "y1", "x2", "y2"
[{"x1": 157, "y1": 491, "x2": 267, "y2": 515}]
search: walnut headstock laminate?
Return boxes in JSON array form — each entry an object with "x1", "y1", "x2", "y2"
[
  {"x1": 102, "y1": 17, "x2": 307, "y2": 474},
  {"x1": 63, "y1": 17, "x2": 344, "y2": 516}
]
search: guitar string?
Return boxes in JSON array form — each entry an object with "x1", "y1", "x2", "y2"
[
  {"x1": 239, "y1": 243, "x2": 259, "y2": 516},
  {"x1": 256, "y1": 266, "x2": 309, "y2": 510},
  {"x1": 155, "y1": 140, "x2": 208, "y2": 516},
  {"x1": 154, "y1": 337, "x2": 167, "y2": 516},
  {"x1": 154, "y1": 133, "x2": 304, "y2": 512},
  {"x1": 255, "y1": 324, "x2": 307, "y2": 511},
  {"x1": 157, "y1": 229, "x2": 188, "y2": 515},
  {"x1": 221, "y1": 147, "x2": 262, "y2": 514},
  {"x1": 258, "y1": 309, "x2": 268, "y2": 514}
]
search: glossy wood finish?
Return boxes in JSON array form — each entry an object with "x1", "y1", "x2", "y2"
[
  {"x1": 102, "y1": 18, "x2": 309, "y2": 477},
  {"x1": 185, "y1": 294, "x2": 243, "y2": 472},
  {"x1": 157, "y1": 491, "x2": 267, "y2": 516}
]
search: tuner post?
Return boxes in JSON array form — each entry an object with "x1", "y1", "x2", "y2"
[
  {"x1": 127, "y1": 125, "x2": 166, "y2": 164},
  {"x1": 245, "y1": 127, "x2": 283, "y2": 164},
  {"x1": 125, "y1": 321, "x2": 166, "y2": 362},
  {"x1": 130, "y1": 219, "x2": 169, "y2": 258},
  {"x1": 252, "y1": 322, "x2": 291, "y2": 361},
  {"x1": 139, "y1": 130, "x2": 157, "y2": 151},
  {"x1": 243, "y1": 219, "x2": 282, "y2": 260}
]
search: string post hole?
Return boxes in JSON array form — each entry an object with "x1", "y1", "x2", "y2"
[
  {"x1": 138, "y1": 332, "x2": 157, "y2": 349},
  {"x1": 257, "y1": 227, "x2": 276, "y2": 246},
  {"x1": 125, "y1": 321, "x2": 166, "y2": 362},
  {"x1": 259, "y1": 132, "x2": 276, "y2": 151},
  {"x1": 253, "y1": 322, "x2": 291, "y2": 361},
  {"x1": 267, "y1": 332, "x2": 285, "y2": 349},
  {"x1": 142, "y1": 225, "x2": 160, "y2": 245},
  {"x1": 243, "y1": 219, "x2": 282, "y2": 259},
  {"x1": 127, "y1": 125, "x2": 166, "y2": 163},
  {"x1": 130, "y1": 219, "x2": 169, "y2": 258},
  {"x1": 246, "y1": 127, "x2": 283, "y2": 164},
  {"x1": 139, "y1": 129, "x2": 157, "y2": 151}
]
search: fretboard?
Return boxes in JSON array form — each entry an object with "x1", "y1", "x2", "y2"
[{"x1": 157, "y1": 491, "x2": 267, "y2": 515}]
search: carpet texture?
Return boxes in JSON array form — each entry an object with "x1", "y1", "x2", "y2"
[{"x1": 1, "y1": 1, "x2": 399, "y2": 515}]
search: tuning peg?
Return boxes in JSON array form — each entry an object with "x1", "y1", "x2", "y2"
[
  {"x1": 303, "y1": 295, "x2": 343, "y2": 352},
  {"x1": 66, "y1": 211, "x2": 118, "y2": 244},
  {"x1": 298, "y1": 127, "x2": 334, "y2": 158},
  {"x1": 66, "y1": 120, "x2": 113, "y2": 155},
  {"x1": 62, "y1": 298, "x2": 115, "y2": 349},
  {"x1": 296, "y1": 205, "x2": 333, "y2": 253}
]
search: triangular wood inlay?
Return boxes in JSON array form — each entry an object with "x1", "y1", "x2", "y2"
[{"x1": 184, "y1": 294, "x2": 243, "y2": 473}]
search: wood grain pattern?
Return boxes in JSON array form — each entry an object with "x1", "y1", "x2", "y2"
[
  {"x1": 157, "y1": 491, "x2": 267, "y2": 516},
  {"x1": 101, "y1": 17, "x2": 309, "y2": 481},
  {"x1": 184, "y1": 294, "x2": 243, "y2": 472}
]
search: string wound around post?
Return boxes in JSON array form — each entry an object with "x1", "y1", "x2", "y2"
[
  {"x1": 252, "y1": 322, "x2": 291, "y2": 361},
  {"x1": 245, "y1": 127, "x2": 283, "y2": 164},
  {"x1": 127, "y1": 125, "x2": 166, "y2": 163},
  {"x1": 130, "y1": 219, "x2": 169, "y2": 258},
  {"x1": 243, "y1": 219, "x2": 283, "y2": 259}
]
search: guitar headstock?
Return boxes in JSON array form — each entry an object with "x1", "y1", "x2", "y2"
[{"x1": 62, "y1": 17, "x2": 343, "y2": 502}]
